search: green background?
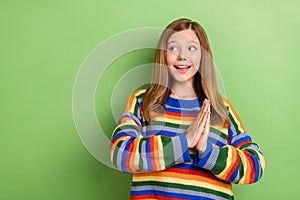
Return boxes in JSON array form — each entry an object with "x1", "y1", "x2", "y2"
[{"x1": 1, "y1": 0, "x2": 299, "y2": 199}]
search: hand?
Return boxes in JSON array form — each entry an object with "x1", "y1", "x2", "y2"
[
  {"x1": 185, "y1": 99, "x2": 211, "y2": 148},
  {"x1": 195, "y1": 108, "x2": 210, "y2": 154}
]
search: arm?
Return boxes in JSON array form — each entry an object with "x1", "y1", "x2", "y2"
[
  {"x1": 194, "y1": 99, "x2": 266, "y2": 184},
  {"x1": 110, "y1": 90, "x2": 191, "y2": 173}
]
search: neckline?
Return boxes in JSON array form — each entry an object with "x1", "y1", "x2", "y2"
[
  {"x1": 166, "y1": 95, "x2": 201, "y2": 107},
  {"x1": 168, "y1": 95, "x2": 199, "y2": 101}
]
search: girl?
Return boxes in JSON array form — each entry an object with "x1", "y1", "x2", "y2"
[{"x1": 110, "y1": 18, "x2": 265, "y2": 200}]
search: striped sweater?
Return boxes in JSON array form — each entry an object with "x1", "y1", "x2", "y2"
[{"x1": 110, "y1": 89, "x2": 266, "y2": 200}]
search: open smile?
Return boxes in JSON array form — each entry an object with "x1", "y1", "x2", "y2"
[{"x1": 174, "y1": 65, "x2": 191, "y2": 69}]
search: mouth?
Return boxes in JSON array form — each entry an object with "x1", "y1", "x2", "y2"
[
  {"x1": 174, "y1": 65, "x2": 191, "y2": 69},
  {"x1": 173, "y1": 65, "x2": 192, "y2": 74}
]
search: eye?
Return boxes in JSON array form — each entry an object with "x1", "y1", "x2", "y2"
[
  {"x1": 167, "y1": 46, "x2": 179, "y2": 52},
  {"x1": 188, "y1": 46, "x2": 197, "y2": 51}
]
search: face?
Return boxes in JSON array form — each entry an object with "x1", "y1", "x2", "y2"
[{"x1": 166, "y1": 29, "x2": 201, "y2": 84}]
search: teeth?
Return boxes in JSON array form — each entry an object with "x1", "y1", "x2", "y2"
[{"x1": 177, "y1": 65, "x2": 188, "y2": 69}]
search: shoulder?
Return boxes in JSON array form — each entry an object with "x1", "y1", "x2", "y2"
[
  {"x1": 132, "y1": 88, "x2": 147, "y2": 98},
  {"x1": 125, "y1": 89, "x2": 147, "y2": 112},
  {"x1": 221, "y1": 97, "x2": 241, "y2": 117},
  {"x1": 221, "y1": 97, "x2": 233, "y2": 111},
  {"x1": 128, "y1": 88, "x2": 147, "y2": 103},
  {"x1": 221, "y1": 97, "x2": 246, "y2": 133}
]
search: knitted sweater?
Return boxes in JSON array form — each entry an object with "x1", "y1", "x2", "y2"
[{"x1": 110, "y1": 89, "x2": 265, "y2": 200}]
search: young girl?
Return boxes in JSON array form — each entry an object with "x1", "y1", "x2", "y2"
[{"x1": 110, "y1": 18, "x2": 265, "y2": 200}]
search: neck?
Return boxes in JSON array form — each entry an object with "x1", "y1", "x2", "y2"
[{"x1": 170, "y1": 80, "x2": 197, "y2": 100}]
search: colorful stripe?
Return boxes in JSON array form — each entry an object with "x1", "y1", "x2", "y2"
[{"x1": 110, "y1": 90, "x2": 265, "y2": 199}]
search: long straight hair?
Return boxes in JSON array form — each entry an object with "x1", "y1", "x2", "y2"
[{"x1": 143, "y1": 18, "x2": 228, "y2": 126}]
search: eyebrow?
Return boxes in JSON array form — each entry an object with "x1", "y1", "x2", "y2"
[{"x1": 167, "y1": 40, "x2": 200, "y2": 45}]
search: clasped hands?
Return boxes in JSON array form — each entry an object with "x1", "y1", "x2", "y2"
[{"x1": 186, "y1": 99, "x2": 211, "y2": 154}]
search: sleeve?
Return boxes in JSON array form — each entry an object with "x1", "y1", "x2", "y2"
[
  {"x1": 193, "y1": 99, "x2": 266, "y2": 184},
  {"x1": 110, "y1": 89, "x2": 191, "y2": 173}
]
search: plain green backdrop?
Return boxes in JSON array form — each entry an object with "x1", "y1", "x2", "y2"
[{"x1": 1, "y1": 0, "x2": 299, "y2": 199}]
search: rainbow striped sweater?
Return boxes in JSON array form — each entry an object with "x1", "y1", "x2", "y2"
[{"x1": 110, "y1": 89, "x2": 265, "y2": 200}]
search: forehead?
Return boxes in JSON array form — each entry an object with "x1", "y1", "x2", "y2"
[{"x1": 168, "y1": 29, "x2": 200, "y2": 44}]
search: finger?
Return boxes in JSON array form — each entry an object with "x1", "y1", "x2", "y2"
[
  {"x1": 201, "y1": 127, "x2": 210, "y2": 145},
  {"x1": 194, "y1": 99, "x2": 210, "y2": 127},
  {"x1": 203, "y1": 102, "x2": 210, "y2": 121},
  {"x1": 195, "y1": 112, "x2": 211, "y2": 151},
  {"x1": 191, "y1": 110, "x2": 209, "y2": 148},
  {"x1": 186, "y1": 113, "x2": 206, "y2": 147},
  {"x1": 205, "y1": 100, "x2": 211, "y2": 112},
  {"x1": 203, "y1": 100, "x2": 211, "y2": 116},
  {"x1": 193, "y1": 99, "x2": 207, "y2": 126},
  {"x1": 197, "y1": 99, "x2": 209, "y2": 123},
  {"x1": 198, "y1": 99, "x2": 207, "y2": 118},
  {"x1": 198, "y1": 110, "x2": 208, "y2": 129},
  {"x1": 203, "y1": 112, "x2": 211, "y2": 136},
  {"x1": 198, "y1": 112, "x2": 211, "y2": 143},
  {"x1": 199, "y1": 111, "x2": 210, "y2": 136}
]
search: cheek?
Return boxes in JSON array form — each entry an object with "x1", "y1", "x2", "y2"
[
  {"x1": 191, "y1": 52, "x2": 201, "y2": 67},
  {"x1": 166, "y1": 52, "x2": 177, "y2": 65}
]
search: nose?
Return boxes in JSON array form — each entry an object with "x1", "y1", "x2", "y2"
[{"x1": 177, "y1": 51, "x2": 187, "y2": 61}]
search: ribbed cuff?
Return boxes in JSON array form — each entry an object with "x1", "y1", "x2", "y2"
[
  {"x1": 193, "y1": 142, "x2": 214, "y2": 168},
  {"x1": 199, "y1": 142, "x2": 213, "y2": 158},
  {"x1": 176, "y1": 134, "x2": 192, "y2": 163}
]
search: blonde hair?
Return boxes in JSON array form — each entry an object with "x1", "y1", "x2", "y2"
[{"x1": 143, "y1": 18, "x2": 228, "y2": 126}]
